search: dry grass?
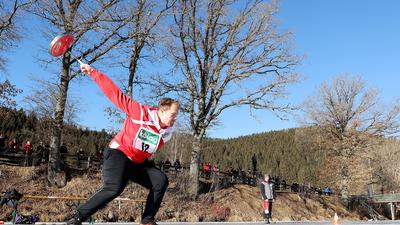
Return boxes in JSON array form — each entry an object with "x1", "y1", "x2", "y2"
[
  {"x1": 1, "y1": 165, "x2": 364, "y2": 222},
  {"x1": 157, "y1": 184, "x2": 363, "y2": 222}
]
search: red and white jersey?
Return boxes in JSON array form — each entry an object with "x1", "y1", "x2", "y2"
[{"x1": 88, "y1": 69, "x2": 173, "y2": 163}]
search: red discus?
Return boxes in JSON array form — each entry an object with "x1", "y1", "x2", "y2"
[
  {"x1": 49, "y1": 33, "x2": 75, "y2": 57},
  {"x1": 49, "y1": 33, "x2": 83, "y2": 65}
]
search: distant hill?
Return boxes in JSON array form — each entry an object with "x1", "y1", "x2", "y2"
[
  {"x1": 200, "y1": 128, "x2": 326, "y2": 185},
  {"x1": 157, "y1": 127, "x2": 327, "y2": 188}
]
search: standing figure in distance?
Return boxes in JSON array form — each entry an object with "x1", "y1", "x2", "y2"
[
  {"x1": 67, "y1": 63, "x2": 180, "y2": 225},
  {"x1": 260, "y1": 174, "x2": 276, "y2": 224},
  {"x1": 23, "y1": 140, "x2": 33, "y2": 166}
]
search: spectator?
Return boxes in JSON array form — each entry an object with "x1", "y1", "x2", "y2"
[
  {"x1": 203, "y1": 164, "x2": 211, "y2": 172},
  {"x1": 24, "y1": 140, "x2": 33, "y2": 166},
  {"x1": 163, "y1": 159, "x2": 171, "y2": 172},
  {"x1": 291, "y1": 183, "x2": 299, "y2": 192},
  {"x1": 269, "y1": 176, "x2": 276, "y2": 187},
  {"x1": 213, "y1": 164, "x2": 219, "y2": 173},
  {"x1": 260, "y1": 174, "x2": 276, "y2": 224},
  {"x1": 43, "y1": 144, "x2": 50, "y2": 163},
  {"x1": 323, "y1": 187, "x2": 333, "y2": 196},
  {"x1": 202, "y1": 163, "x2": 211, "y2": 178},
  {"x1": 299, "y1": 183, "x2": 306, "y2": 194},
  {"x1": 77, "y1": 148, "x2": 85, "y2": 160},
  {"x1": 238, "y1": 169, "x2": 245, "y2": 183},
  {"x1": 60, "y1": 143, "x2": 68, "y2": 154},
  {"x1": 251, "y1": 154, "x2": 257, "y2": 176},
  {"x1": 281, "y1": 179, "x2": 287, "y2": 190},
  {"x1": 24, "y1": 141, "x2": 33, "y2": 153},
  {"x1": 96, "y1": 150, "x2": 103, "y2": 159},
  {"x1": 227, "y1": 167, "x2": 235, "y2": 182},
  {"x1": 0, "y1": 133, "x2": 5, "y2": 150},
  {"x1": 173, "y1": 159, "x2": 181, "y2": 172},
  {"x1": 316, "y1": 187, "x2": 322, "y2": 195},
  {"x1": 274, "y1": 177, "x2": 281, "y2": 190},
  {"x1": 164, "y1": 159, "x2": 171, "y2": 167},
  {"x1": 35, "y1": 142, "x2": 45, "y2": 164},
  {"x1": 8, "y1": 138, "x2": 18, "y2": 151}
]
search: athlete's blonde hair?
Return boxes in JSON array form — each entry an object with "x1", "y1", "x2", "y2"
[{"x1": 158, "y1": 98, "x2": 180, "y2": 110}]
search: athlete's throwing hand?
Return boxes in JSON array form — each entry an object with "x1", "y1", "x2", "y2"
[{"x1": 80, "y1": 63, "x2": 93, "y2": 75}]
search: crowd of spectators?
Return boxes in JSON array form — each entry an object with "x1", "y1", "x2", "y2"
[
  {"x1": 196, "y1": 163, "x2": 335, "y2": 196},
  {"x1": 0, "y1": 134, "x2": 32, "y2": 153},
  {"x1": 158, "y1": 159, "x2": 182, "y2": 173},
  {"x1": 0, "y1": 134, "x2": 107, "y2": 167},
  {"x1": 0, "y1": 134, "x2": 52, "y2": 165}
]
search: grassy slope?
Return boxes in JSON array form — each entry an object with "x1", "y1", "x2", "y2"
[{"x1": 0, "y1": 165, "x2": 364, "y2": 222}]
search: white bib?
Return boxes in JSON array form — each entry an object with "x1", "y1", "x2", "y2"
[{"x1": 133, "y1": 126, "x2": 161, "y2": 153}]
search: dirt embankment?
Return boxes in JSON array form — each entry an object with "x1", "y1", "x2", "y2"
[{"x1": 0, "y1": 165, "x2": 365, "y2": 222}]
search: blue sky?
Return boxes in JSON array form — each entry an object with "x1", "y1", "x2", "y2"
[{"x1": 2, "y1": 0, "x2": 400, "y2": 139}]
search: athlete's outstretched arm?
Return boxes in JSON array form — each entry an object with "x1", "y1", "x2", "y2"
[{"x1": 80, "y1": 63, "x2": 141, "y2": 118}]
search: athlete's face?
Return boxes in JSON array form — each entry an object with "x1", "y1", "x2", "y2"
[{"x1": 159, "y1": 103, "x2": 179, "y2": 128}]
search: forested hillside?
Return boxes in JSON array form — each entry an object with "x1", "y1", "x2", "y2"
[
  {"x1": 2, "y1": 107, "x2": 324, "y2": 187},
  {"x1": 0, "y1": 107, "x2": 111, "y2": 156},
  {"x1": 2, "y1": 106, "x2": 399, "y2": 195},
  {"x1": 200, "y1": 129, "x2": 325, "y2": 185}
]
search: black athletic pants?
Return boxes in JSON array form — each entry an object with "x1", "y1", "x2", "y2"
[{"x1": 77, "y1": 148, "x2": 169, "y2": 224}]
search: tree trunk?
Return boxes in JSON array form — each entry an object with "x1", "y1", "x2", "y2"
[
  {"x1": 339, "y1": 166, "x2": 350, "y2": 207},
  {"x1": 47, "y1": 64, "x2": 70, "y2": 187},
  {"x1": 189, "y1": 134, "x2": 202, "y2": 198},
  {"x1": 127, "y1": 48, "x2": 139, "y2": 98}
]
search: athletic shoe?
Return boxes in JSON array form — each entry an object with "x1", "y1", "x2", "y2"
[{"x1": 66, "y1": 217, "x2": 82, "y2": 225}]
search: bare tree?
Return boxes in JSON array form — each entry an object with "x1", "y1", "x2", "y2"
[
  {"x1": 24, "y1": 78, "x2": 81, "y2": 124},
  {"x1": 0, "y1": 0, "x2": 33, "y2": 71},
  {"x1": 302, "y1": 75, "x2": 400, "y2": 202},
  {"x1": 0, "y1": 0, "x2": 31, "y2": 113},
  {"x1": 0, "y1": 79, "x2": 22, "y2": 108},
  {"x1": 155, "y1": 0, "x2": 300, "y2": 197},
  {"x1": 124, "y1": 0, "x2": 175, "y2": 97},
  {"x1": 1, "y1": 0, "x2": 31, "y2": 123},
  {"x1": 104, "y1": 0, "x2": 175, "y2": 125},
  {"x1": 0, "y1": 79, "x2": 22, "y2": 121},
  {"x1": 374, "y1": 139, "x2": 400, "y2": 191},
  {"x1": 29, "y1": 0, "x2": 130, "y2": 186}
]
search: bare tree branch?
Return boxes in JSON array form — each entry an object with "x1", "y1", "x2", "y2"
[
  {"x1": 103, "y1": 0, "x2": 177, "y2": 125},
  {"x1": 0, "y1": 79, "x2": 22, "y2": 108},
  {"x1": 23, "y1": 77, "x2": 81, "y2": 124},
  {"x1": 0, "y1": 0, "x2": 33, "y2": 70}
]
